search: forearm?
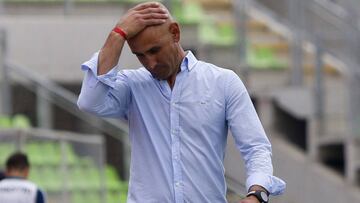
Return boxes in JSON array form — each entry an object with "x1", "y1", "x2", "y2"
[
  {"x1": 77, "y1": 70, "x2": 111, "y2": 113},
  {"x1": 225, "y1": 71, "x2": 285, "y2": 195},
  {"x1": 248, "y1": 185, "x2": 269, "y2": 194},
  {"x1": 98, "y1": 30, "x2": 125, "y2": 75},
  {"x1": 98, "y1": 2, "x2": 168, "y2": 75}
]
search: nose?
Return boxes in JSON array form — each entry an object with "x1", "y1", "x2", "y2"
[{"x1": 145, "y1": 55, "x2": 157, "y2": 71}]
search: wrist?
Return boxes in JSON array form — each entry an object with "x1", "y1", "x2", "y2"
[
  {"x1": 246, "y1": 190, "x2": 269, "y2": 203},
  {"x1": 112, "y1": 26, "x2": 128, "y2": 40}
]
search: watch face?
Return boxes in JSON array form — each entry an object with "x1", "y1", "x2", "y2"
[{"x1": 260, "y1": 191, "x2": 269, "y2": 202}]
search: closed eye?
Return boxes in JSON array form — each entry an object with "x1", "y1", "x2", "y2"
[
  {"x1": 147, "y1": 46, "x2": 161, "y2": 55},
  {"x1": 133, "y1": 52, "x2": 144, "y2": 58}
]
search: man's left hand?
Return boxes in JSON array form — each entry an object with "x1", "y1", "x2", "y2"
[{"x1": 239, "y1": 195, "x2": 260, "y2": 203}]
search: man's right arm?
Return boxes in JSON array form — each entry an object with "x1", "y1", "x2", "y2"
[
  {"x1": 77, "y1": 2, "x2": 168, "y2": 117},
  {"x1": 98, "y1": 2, "x2": 169, "y2": 75}
]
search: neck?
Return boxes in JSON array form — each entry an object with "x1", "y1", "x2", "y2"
[
  {"x1": 167, "y1": 48, "x2": 186, "y2": 89},
  {"x1": 6, "y1": 169, "x2": 28, "y2": 179}
]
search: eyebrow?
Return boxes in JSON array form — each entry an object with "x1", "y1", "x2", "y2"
[{"x1": 132, "y1": 45, "x2": 161, "y2": 56}]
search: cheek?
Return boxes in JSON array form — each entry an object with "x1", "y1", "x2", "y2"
[{"x1": 137, "y1": 57, "x2": 149, "y2": 67}]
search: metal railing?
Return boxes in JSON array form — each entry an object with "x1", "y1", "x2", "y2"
[
  {"x1": 237, "y1": 0, "x2": 360, "y2": 185},
  {"x1": 0, "y1": 27, "x2": 131, "y2": 178},
  {"x1": 0, "y1": 128, "x2": 106, "y2": 203}
]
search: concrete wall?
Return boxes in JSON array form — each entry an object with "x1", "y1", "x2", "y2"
[{"x1": 0, "y1": 15, "x2": 141, "y2": 82}]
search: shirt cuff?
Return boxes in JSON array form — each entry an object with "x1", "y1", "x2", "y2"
[
  {"x1": 246, "y1": 172, "x2": 286, "y2": 196},
  {"x1": 81, "y1": 51, "x2": 119, "y2": 88}
]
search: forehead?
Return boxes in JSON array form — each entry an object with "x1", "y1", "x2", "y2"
[{"x1": 128, "y1": 25, "x2": 170, "y2": 53}]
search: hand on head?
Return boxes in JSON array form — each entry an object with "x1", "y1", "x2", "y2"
[{"x1": 117, "y1": 2, "x2": 170, "y2": 39}]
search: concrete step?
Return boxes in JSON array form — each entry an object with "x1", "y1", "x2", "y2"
[{"x1": 194, "y1": 0, "x2": 232, "y2": 10}]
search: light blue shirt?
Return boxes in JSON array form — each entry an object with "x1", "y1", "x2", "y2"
[{"x1": 78, "y1": 51, "x2": 285, "y2": 203}]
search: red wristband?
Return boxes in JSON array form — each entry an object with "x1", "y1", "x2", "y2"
[{"x1": 112, "y1": 27, "x2": 127, "y2": 40}]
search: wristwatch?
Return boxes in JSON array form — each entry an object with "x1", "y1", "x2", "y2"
[{"x1": 246, "y1": 190, "x2": 269, "y2": 203}]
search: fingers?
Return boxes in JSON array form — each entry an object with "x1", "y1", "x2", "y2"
[
  {"x1": 133, "y1": 2, "x2": 162, "y2": 11},
  {"x1": 142, "y1": 12, "x2": 168, "y2": 20},
  {"x1": 138, "y1": 7, "x2": 167, "y2": 15},
  {"x1": 118, "y1": 2, "x2": 169, "y2": 38},
  {"x1": 141, "y1": 18, "x2": 167, "y2": 27}
]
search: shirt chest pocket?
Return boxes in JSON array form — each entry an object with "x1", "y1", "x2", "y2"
[{"x1": 179, "y1": 93, "x2": 224, "y2": 124}]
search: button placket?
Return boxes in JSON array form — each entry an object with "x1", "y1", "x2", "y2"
[{"x1": 169, "y1": 70, "x2": 187, "y2": 203}]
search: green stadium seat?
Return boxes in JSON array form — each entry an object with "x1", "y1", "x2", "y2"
[
  {"x1": 26, "y1": 142, "x2": 46, "y2": 166},
  {"x1": 12, "y1": 114, "x2": 32, "y2": 129},
  {"x1": 0, "y1": 114, "x2": 31, "y2": 129},
  {"x1": 0, "y1": 115, "x2": 12, "y2": 129},
  {"x1": 173, "y1": 1, "x2": 205, "y2": 25},
  {"x1": 63, "y1": 142, "x2": 78, "y2": 165},
  {"x1": 79, "y1": 157, "x2": 93, "y2": 167},
  {"x1": 29, "y1": 167, "x2": 47, "y2": 190},
  {"x1": 42, "y1": 167, "x2": 62, "y2": 192},
  {"x1": 71, "y1": 191, "x2": 86, "y2": 203},
  {"x1": 84, "y1": 192, "x2": 101, "y2": 203},
  {"x1": 0, "y1": 143, "x2": 15, "y2": 167},
  {"x1": 69, "y1": 166, "x2": 88, "y2": 191},
  {"x1": 119, "y1": 192, "x2": 128, "y2": 203},
  {"x1": 86, "y1": 166, "x2": 101, "y2": 191},
  {"x1": 105, "y1": 166, "x2": 122, "y2": 191},
  {"x1": 247, "y1": 47, "x2": 287, "y2": 70},
  {"x1": 41, "y1": 141, "x2": 61, "y2": 166},
  {"x1": 218, "y1": 22, "x2": 237, "y2": 45},
  {"x1": 107, "y1": 191, "x2": 120, "y2": 203},
  {"x1": 199, "y1": 20, "x2": 237, "y2": 46}
]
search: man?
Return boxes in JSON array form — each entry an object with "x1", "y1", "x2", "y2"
[
  {"x1": 0, "y1": 152, "x2": 45, "y2": 203},
  {"x1": 78, "y1": 2, "x2": 285, "y2": 202}
]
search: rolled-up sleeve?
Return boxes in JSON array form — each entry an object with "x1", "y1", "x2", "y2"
[
  {"x1": 225, "y1": 71, "x2": 286, "y2": 196},
  {"x1": 77, "y1": 52, "x2": 131, "y2": 119}
]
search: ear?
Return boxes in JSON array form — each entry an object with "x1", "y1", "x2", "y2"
[
  {"x1": 169, "y1": 22, "x2": 180, "y2": 43},
  {"x1": 23, "y1": 168, "x2": 29, "y2": 179}
]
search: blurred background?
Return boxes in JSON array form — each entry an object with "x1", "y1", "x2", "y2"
[{"x1": 0, "y1": 0, "x2": 359, "y2": 202}]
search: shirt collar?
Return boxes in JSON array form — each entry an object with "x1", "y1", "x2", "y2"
[
  {"x1": 5, "y1": 176, "x2": 25, "y2": 180},
  {"x1": 181, "y1": 51, "x2": 198, "y2": 72}
]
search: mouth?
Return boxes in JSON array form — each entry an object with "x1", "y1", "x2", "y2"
[{"x1": 149, "y1": 65, "x2": 167, "y2": 79}]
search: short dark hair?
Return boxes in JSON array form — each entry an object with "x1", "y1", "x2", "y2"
[{"x1": 6, "y1": 152, "x2": 30, "y2": 171}]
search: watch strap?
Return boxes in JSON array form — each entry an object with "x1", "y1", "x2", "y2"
[{"x1": 246, "y1": 190, "x2": 269, "y2": 203}]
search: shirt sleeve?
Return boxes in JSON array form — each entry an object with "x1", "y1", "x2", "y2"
[
  {"x1": 225, "y1": 71, "x2": 286, "y2": 196},
  {"x1": 35, "y1": 189, "x2": 45, "y2": 203},
  {"x1": 77, "y1": 52, "x2": 131, "y2": 119}
]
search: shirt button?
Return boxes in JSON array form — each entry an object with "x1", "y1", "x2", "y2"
[
  {"x1": 175, "y1": 182, "x2": 181, "y2": 187},
  {"x1": 174, "y1": 155, "x2": 179, "y2": 160}
]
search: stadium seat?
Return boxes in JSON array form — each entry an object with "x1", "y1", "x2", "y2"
[
  {"x1": 26, "y1": 142, "x2": 46, "y2": 166},
  {"x1": 107, "y1": 190, "x2": 121, "y2": 203},
  {"x1": 41, "y1": 141, "x2": 61, "y2": 165},
  {"x1": 105, "y1": 165, "x2": 122, "y2": 191},
  {"x1": 0, "y1": 116, "x2": 12, "y2": 129},
  {"x1": 71, "y1": 191, "x2": 86, "y2": 203},
  {"x1": 42, "y1": 167, "x2": 62, "y2": 192},
  {"x1": 199, "y1": 20, "x2": 237, "y2": 46},
  {"x1": 86, "y1": 166, "x2": 101, "y2": 190},
  {"x1": 247, "y1": 47, "x2": 287, "y2": 70},
  {"x1": 63, "y1": 142, "x2": 78, "y2": 165},
  {"x1": 0, "y1": 143, "x2": 15, "y2": 167},
  {"x1": 12, "y1": 114, "x2": 32, "y2": 129},
  {"x1": 173, "y1": 1, "x2": 205, "y2": 25},
  {"x1": 69, "y1": 166, "x2": 88, "y2": 190},
  {"x1": 84, "y1": 192, "x2": 101, "y2": 203}
]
